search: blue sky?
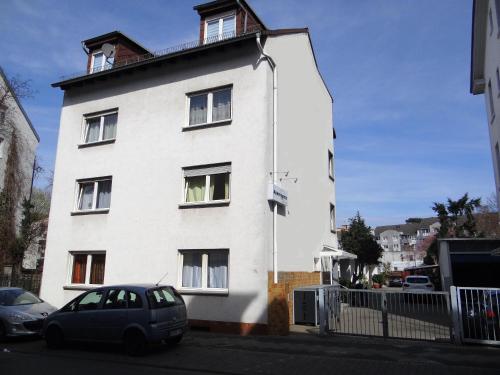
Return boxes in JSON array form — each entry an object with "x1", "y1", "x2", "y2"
[{"x1": 0, "y1": 0, "x2": 491, "y2": 227}]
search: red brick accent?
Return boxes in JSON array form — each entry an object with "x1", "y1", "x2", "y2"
[
  {"x1": 189, "y1": 319, "x2": 268, "y2": 335},
  {"x1": 267, "y1": 271, "x2": 321, "y2": 335}
]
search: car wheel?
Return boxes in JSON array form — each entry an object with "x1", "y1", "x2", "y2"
[
  {"x1": 166, "y1": 334, "x2": 183, "y2": 346},
  {"x1": 45, "y1": 326, "x2": 64, "y2": 349},
  {"x1": 124, "y1": 329, "x2": 148, "y2": 356}
]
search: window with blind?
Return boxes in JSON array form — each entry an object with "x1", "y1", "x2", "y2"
[
  {"x1": 183, "y1": 164, "x2": 231, "y2": 204},
  {"x1": 82, "y1": 111, "x2": 118, "y2": 144},
  {"x1": 204, "y1": 14, "x2": 236, "y2": 44},
  {"x1": 75, "y1": 177, "x2": 112, "y2": 212},
  {"x1": 70, "y1": 252, "x2": 106, "y2": 285},
  {"x1": 179, "y1": 250, "x2": 228, "y2": 292},
  {"x1": 188, "y1": 87, "x2": 232, "y2": 126}
]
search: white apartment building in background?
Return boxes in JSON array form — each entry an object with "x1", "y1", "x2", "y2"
[
  {"x1": 375, "y1": 218, "x2": 440, "y2": 271},
  {"x1": 471, "y1": 0, "x2": 500, "y2": 209},
  {"x1": 41, "y1": 0, "x2": 337, "y2": 333},
  {"x1": 0, "y1": 67, "x2": 40, "y2": 275}
]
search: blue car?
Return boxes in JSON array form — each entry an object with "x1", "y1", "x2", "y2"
[{"x1": 43, "y1": 284, "x2": 187, "y2": 355}]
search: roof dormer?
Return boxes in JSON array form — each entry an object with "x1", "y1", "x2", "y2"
[
  {"x1": 82, "y1": 31, "x2": 150, "y2": 74},
  {"x1": 194, "y1": 0, "x2": 266, "y2": 44}
]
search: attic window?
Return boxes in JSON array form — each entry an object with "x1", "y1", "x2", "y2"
[
  {"x1": 90, "y1": 51, "x2": 114, "y2": 73},
  {"x1": 205, "y1": 14, "x2": 236, "y2": 43}
]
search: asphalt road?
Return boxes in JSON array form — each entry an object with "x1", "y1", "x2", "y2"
[{"x1": 1, "y1": 330, "x2": 500, "y2": 375}]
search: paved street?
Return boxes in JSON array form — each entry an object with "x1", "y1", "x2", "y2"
[{"x1": 1, "y1": 330, "x2": 500, "y2": 375}]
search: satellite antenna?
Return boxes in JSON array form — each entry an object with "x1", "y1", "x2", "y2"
[
  {"x1": 101, "y1": 43, "x2": 116, "y2": 60},
  {"x1": 155, "y1": 272, "x2": 168, "y2": 286}
]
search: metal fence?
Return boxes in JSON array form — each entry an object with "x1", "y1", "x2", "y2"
[
  {"x1": 454, "y1": 287, "x2": 500, "y2": 345},
  {"x1": 0, "y1": 273, "x2": 42, "y2": 295},
  {"x1": 319, "y1": 287, "x2": 452, "y2": 342}
]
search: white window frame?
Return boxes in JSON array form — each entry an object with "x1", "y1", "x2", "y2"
[
  {"x1": 330, "y1": 204, "x2": 336, "y2": 233},
  {"x1": 204, "y1": 11, "x2": 236, "y2": 43},
  {"x1": 177, "y1": 250, "x2": 229, "y2": 295},
  {"x1": 90, "y1": 50, "x2": 114, "y2": 73},
  {"x1": 488, "y1": 79, "x2": 496, "y2": 123},
  {"x1": 74, "y1": 177, "x2": 112, "y2": 213},
  {"x1": 183, "y1": 173, "x2": 231, "y2": 205},
  {"x1": 66, "y1": 251, "x2": 106, "y2": 287},
  {"x1": 81, "y1": 110, "x2": 118, "y2": 145},
  {"x1": 0, "y1": 137, "x2": 4, "y2": 159},
  {"x1": 186, "y1": 86, "x2": 232, "y2": 128}
]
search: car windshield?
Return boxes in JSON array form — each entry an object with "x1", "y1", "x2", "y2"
[
  {"x1": 0, "y1": 289, "x2": 42, "y2": 306},
  {"x1": 406, "y1": 277, "x2": 428, "y2": 284}
]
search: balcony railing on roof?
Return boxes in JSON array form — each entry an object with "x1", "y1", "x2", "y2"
[{"x1": 59, "y1": 27, "x2": 263, "y2": 82}]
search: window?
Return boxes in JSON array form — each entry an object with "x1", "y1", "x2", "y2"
[
  {"x1": 183, "y1": 164, "x2": 231, "y2": 204},
  {"x1": 490, "y1": 8, "x2": 495, "y2": 36},
  {"x1": 496, "y1": 0, "x2": 500, "y2": 36},
  {"x1": 179, "y1": 250, "x2": 228, "y2": 291},
  {"x1": 70, "y1": 252, "x2": 106, "y2": 285},
  {"x1": 75, "y1": 177, "x2": 112, "y2": 212},
  {"x1": 0, "y1": 137, "x2": 4, "y2": 158},
  {"x1": 0, "y1": 108, "x2": 5, "y2": 125},
  {"x1": 330, "y1": 204, "x2": 336, "y2": 233},
  {"x1": 77, "y1": 290, "x2": 104, "y2": 311},
  {"x1": 205, "y1": 14, "x2": 236, "y2": 43},
  {"x1": 188, "y1": 87, "x2": 232, "y2": 126},
  {"x1": 328, "y1": 150, "x2": 334, "y2": 180},
  {"x1": 488, "y1": 80, "x2": 495, "y2": 121},
  {"x1": 496, "y1": 143, "x2": 500, "y2": 183},
  {"x1": 83, "y1": 111, "x2": 118, "y2": 144},
  {"x1": 91, "y1": 51, "x2": 114, "y2": 73}
]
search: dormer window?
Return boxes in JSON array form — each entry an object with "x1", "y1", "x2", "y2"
[
  {"x1": 90, "y1": 51, "x2": 113, "y2": 73},
  {"x1": 205, "y1": 13, "x2": 236, "y2": 43}
]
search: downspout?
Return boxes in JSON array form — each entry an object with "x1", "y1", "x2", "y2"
[{"x1": 256, "y1": 33, "x2": 279, "y2": 284}]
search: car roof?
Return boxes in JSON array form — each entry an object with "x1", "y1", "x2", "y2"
[
  {"x1": 89, "y1": 284, "x2": 172, "y2": 292},
  {"x1": 406, "y1": 275, "x2": 429, "y2": 279},
  {"x1": 0, "y1": 287, "x2": 24, "y2": 291}
]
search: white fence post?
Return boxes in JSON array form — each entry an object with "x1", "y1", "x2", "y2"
[
  {"x1": 449, "y1": 286, "x2": 462, "y2": 345},
  {"x1": 318, "y1": 287, "x2": 326, "y2": 336}
]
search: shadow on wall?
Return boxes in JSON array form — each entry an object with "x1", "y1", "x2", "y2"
[{"x1": 184, "y1": 288, "x2": 290, "y2": 336}]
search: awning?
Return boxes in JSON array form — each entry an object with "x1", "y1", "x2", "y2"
[{"x1": 320, "y1": 245, "x2": 357, "y2": 261}]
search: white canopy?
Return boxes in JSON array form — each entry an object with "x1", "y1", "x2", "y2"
[{"x1": 320, "y1": 245, "x2": 357, "y2": 261}]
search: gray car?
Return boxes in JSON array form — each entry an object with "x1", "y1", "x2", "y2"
[
  {"x1": 43, "y1": 284, "x2": 187, "y2": 355},
  {"x1": 0, "y1": 287, "x2": 57, "y2": 339}
]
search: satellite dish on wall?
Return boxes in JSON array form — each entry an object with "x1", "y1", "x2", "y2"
[{"x1": 101, "y1": 43, "x2": 116, "y2": 59}]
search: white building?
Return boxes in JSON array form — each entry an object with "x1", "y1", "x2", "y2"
[
  {"x1": 41, "y1": 0, "x2": 337, "y2": 333},
  {"x1": 0, "y1": 66, "x2": 40, "y2": 275},
  {"x1": 471, "y1": 0, "x2": 500, "y2": 210}
]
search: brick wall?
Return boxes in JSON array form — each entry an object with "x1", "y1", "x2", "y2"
[{"x1": 267, "y1": 271, "x2": 321, "y2": 335}]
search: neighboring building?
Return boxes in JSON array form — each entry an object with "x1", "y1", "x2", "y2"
[
  {"x1": 0, "y1": 67, "x2": 40, "y2": 275},
  {"x1": 375, "y1": 218, "x2": 440, "y2": 271},
  {"x1": 22, "y1": 218, "x2": 48, "y2": 271},
  {"x1": 471, "y1": 0, "x2": 500, "y2": 210},
  {"x1": 41, "y1": 0, "x2": 337, "y2": 334}
]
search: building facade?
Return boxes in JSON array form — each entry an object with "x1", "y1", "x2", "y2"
[
  {"x1": 0, "y1": 67, "x2": 40, "y2": 275},
  {"x1": 471, "y1": 0, "x2": 500, "y2": 210},
  {"x1": 41, "y1": 0, "x2": 337, "y2": 333},
  {"x1": 375, "y1": 218, "x2": 440, "y2": 271}
]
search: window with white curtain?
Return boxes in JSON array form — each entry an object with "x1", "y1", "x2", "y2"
[
  {"x1": 204, "y1": 14, "x2": 236, "y2": 43},
  {"x1": 183, "y1": 164, "x2": 231, "y2": 204},
  {"x1": 328, "y1": 150, "x2": 334, "y2": 180},
  {"x1": 188, "y1": 87, "x2": 232, "y2": 126},
  {"x1": 83, "y1": 111, "x2": 118, "y2": 144},
  {"x1": 179, "y1": 250, "x2": 228, "y2": 291},
  {"x1": 75, "y1": 177, "x2": 112, "y2": 212}
]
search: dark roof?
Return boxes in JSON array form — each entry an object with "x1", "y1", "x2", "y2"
[
  {"x1": 0, "y1": 66, "x2": 40, "y2": 142},
  {"x1": 82, "y1": 30, "x2": 151, "y2": 54},
  {"x1": 52, "y1": 28, "x2": 325, "y2": 92},
  {"x1": 194, "y1": 0, "x2": 267, "y2": 30},
  {"x1": 375, "y1": 217, "x2": 440, "y2": 237}
]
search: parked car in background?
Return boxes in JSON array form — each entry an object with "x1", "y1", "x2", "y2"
[
  {"x1": 43, "y1": 284, "x2": 187, "y2": 355},
  {"x1": 460, "y1": 289, "x2": 500, "y2": 341},
  {"x1": 402, "y1": 276, "x2": 434, "y2": 292},
  {"x1": 0, "y1": 287, "x2": 57, "y2": 339},
  {"x1": 388, "y1": 277, "x2": 403, "y2": 287}
]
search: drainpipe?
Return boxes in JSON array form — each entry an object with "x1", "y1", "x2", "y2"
[{"x1": 256, "y1": 33, "x2": 279, "y2": 284}]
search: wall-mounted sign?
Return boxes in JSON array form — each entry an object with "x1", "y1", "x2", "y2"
[{"x1": 267, "y1": 183, "x2": 288, "y2": 206}]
